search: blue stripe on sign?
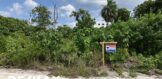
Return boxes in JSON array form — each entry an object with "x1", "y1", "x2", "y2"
[{"x1": 106, "y1": 48, "x2": 116, "y2": 53}]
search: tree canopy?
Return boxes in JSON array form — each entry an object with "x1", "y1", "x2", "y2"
[
  {"x1": 134, "y1": 0, "x2": 162, "y2": 18},
  {"x1": 101, "y1": 0, "x2": 130, "y2": 23},
  {"x1": 116, "y1": 8, "x2": 130, "y2": 22},
  {"x1": 31, "y1": 5, "x2": 52, "y2": 29},
  {"x1": 71, "y1": 9, "x2": 96, "y2": 29},
  {"x1": 101, "y1": 0, "x2": 117, "y2": 23}
]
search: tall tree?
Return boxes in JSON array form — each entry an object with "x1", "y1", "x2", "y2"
[
  {"x1": 71, "y1": 9, "x2": 95, "y2": 29},
  {"x1": 116, "y1": 8, "x2": 130, "y2": 22},
  {"x1": 134, "y1": 0, "x2": 155, "y2": 18},
  {"x1": 133, "y1": 0, "x2": 162, "y2": 18},
  {"x1": 31, "y1": 5, "x2": 52, "y2": 29},
  {"x1": 154, "y1": 0, "x2": 162, "y2": 13},
  {"x1": 101, "y1": 0, "x2": 117, "y2": 23}
]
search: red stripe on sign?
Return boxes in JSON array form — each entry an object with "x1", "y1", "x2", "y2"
[{"x1": 106, "y1": 45, "x2": 116, "y2": 48}]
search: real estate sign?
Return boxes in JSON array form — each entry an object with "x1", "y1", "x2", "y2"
[{"x1": 106, "y1": 44, "x2": 116, "y2": 53}]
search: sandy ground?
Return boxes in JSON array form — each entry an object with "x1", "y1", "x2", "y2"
[{"x1": 0, "y1": 68, "x2": 161, "y2": 79}]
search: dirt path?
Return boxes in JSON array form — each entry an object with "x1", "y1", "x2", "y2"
[{"x1": 0, "y1": 68, "x2": 161, "y2": 79}]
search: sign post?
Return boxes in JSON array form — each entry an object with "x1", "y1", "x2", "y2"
[{"x1": 100, "y1": 42, "x2": 117, "y2": 66}]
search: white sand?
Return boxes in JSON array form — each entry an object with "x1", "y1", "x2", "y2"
[{"x1": 0, "y1": 68, "x2": 161, "y2": 79}]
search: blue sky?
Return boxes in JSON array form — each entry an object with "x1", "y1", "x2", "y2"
[{"x1": 0, "y1": 0, "x2": 145, "y2": 26}]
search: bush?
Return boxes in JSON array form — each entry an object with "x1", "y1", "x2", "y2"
[
  {"x1": 109, "y1": 14, "x2": 162, "y2": 55},
  {"x1": 129, "y1": 14, "x2": 162, "y2": 55},
  {"x1": 107, "y1": 48, "x2": 129, "y2": 63},
  {"x1": 0, "y1": 32, "x2": 43, "y2": 67},
  {"x1": 112, "y1": 63, "x2": 124, "y2": 76},
  {"x1": 54, "y1": 39, "x2": 78, "y2": 66},
  {"x1": 155, "y1": 69, "x2": 162, "y2": 75},
  {"x1": 0, "y1": 36, "x2": 6, "y2": 53},
  {"x1": 128, "y1": 54, "x2": 157, "y2": 75},
  {"x1": 155, "y1": 51, "x2": 162, "y2": 69},
  {"x1": 129, "y1": 67, "x2": 137, "y2": 77},
  {"x1": 137, "y1": 54, "x2": 156, "y2": 70}
]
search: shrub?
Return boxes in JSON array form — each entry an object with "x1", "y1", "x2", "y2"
[
  {"x1": 155, "y1": 51, "x2": 162, "y2": 69},
  {"x1": 129, "y1": 66, "x2": 137, "y2": 77},
  {"x1": 0, "y1": 36, "x2": 6, "y2": 53},
  {"x1": 130, "y1": 54, "x2": 157, "y2": 75},
  {"x1": 112, "y1": 63, "x2": 124, "y2": 76},
  {"x1": 137, "y1": 54, "x2": 156, "y2": 70},
  {"x1": 129, "y1": 14, "x2": 162, "y2": 55},
  {"x1": 109, "y1": 14, "x2": 162, "y2": 55},
  {"x1": 54, "y1": 39, "x2": 78, "y2": 66},
  {"x1": 0, "y1": 32, "x2": 42, "y2": 67},
  {"x1": 107, "y1": 48, "x2": 129, "y2": 63},
  {"x1": 155, "y1": 69, "x2": 162, "y2": 75}
]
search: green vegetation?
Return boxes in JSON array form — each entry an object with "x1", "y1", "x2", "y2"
[
  {"x1": 129, "y1": 67, "x2": 137, "y2": 77},
  {"x1": 101, "y1": 0, "x2": 130, "y2": 22},
  {"x1": 101, "y1": 0, "x2": 117, "y2": 22},
  {"x1": 49, "y1": 65, "x2": 107, "y2": 77},
  {"x1": 134, "y1": 0, "x2": 162, "y2": 18},
  {"x1": 0, "y1": 0, "x2": 162, "y2": 77},
  {"x1": 31, "y1": 5, "x2": 52, "y2": 28}
]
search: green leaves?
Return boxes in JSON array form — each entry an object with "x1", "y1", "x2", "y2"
[
  {"x1": 108, "y1": 48, "x2": 129, "y2": 62},
  {"x1": 134, "y1": 0, "x2": 162, "y2": 18},
  {"x1": 1, "y1": 31, "x2": 37, "y2": 66},
  {"x1": 155, "y1": 51, "x2": 162, "y2": 69},
  {"x1": 71, "y1": 9, "x2": 96, "y2": 29},
  {"x1": 31, "y1": 5, "x2": 52, "y2": 28},
  {"x1": 108, "y1": 13, "x2": 162, "y2": 55},
  {"x1": 101, "y1": 0, "x2": 117, "y2": 22},
  {"x1": 0, "y1": 16, "x2": 28, "y2": 35},
  {"x1": 109, "y1": 21, "x2": 131, "y2": 48},
  {"x1": 116, "y1": 8, "x2": 130, "y2": 22},
  {"x1": 101, "y1": 0, "x2": 130, "y2": 23}
]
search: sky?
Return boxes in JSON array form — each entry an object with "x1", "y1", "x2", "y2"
[{"x1": 0, "y1": 0, "x2": 145, "y2": 27}]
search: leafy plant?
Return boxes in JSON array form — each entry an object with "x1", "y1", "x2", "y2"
[{"x1": 108, "y1": 48, "x2": 129, "y2": 63}]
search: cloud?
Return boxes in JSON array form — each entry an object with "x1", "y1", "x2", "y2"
[
  {"x1": 78, "y1": 0, "x2": 145, "y2": 10},
  {"x1": 9, "y1": 3, "x2": 22, "y2": 14},
  {"x1": 59, "y1": 4, "x2": 76, "y2": 27},
  {"x1": 79, "y1": 0, "x2": 107, "y2": 5},
  {"x1": 0, "y1": 11, "x2": 11, "y2": 17},
  {"x1": 24, "y1": 0, "x2": 38, "y2": 8},
  {"x1": 0, "y1": 2, "x2": 23, "y2": 17},
  {"x1": 48, "y1": 4, "x2": 76, "y2": 27},
  {"x1": 67, "y1": 21, "x2": 76, "y2": 27},
  {"x1": 59, "y1": 4, "x2": 76, "y2": 17},
  {"x1": 115, "y1": 0, "x2": 145, "y2": 10}
]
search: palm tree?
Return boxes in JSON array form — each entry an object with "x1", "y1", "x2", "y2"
[{"x1": 101, "y1": 0, "x2": 117, "y2": 23}]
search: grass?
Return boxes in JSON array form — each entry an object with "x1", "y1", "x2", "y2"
[
  {"x1": 49, "y1": 65, "x2": 108, "y2": 77},
  {"x1": 111, "y1": 64, "x2": 124, "y2": 76},
  {"x1": 129, "y1": 67, "x2": 137, "y2": 77},
  {"x1": 154, "y1": 69, "x2": 162, "y2": 75}
]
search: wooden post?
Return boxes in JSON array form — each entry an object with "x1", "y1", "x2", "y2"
[{"x1": 101, "y1": 42, "x2": 105, "y2": 66}]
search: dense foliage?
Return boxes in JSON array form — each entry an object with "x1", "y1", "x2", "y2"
[
  {"x1": 101, "y1": 0, "x2": 117, "y2": 22},
  {"x1": 101, "y1": 0, "x2": 130, "y2": 23},
  {"x1": 71, "y1": 9, "x2": 96, "y2": 29},
  {"x1": 0, "y1": 0, "x2": 162, "y2": 77},
  {"x1": 116, "y1": 8, "x2": 130, "y2": 21},
  {"x1": 31, "y1": 5, "x2": 52, "y2": 28},
  {"x1": 134, "y1": 0, "x2": 162, "y2": 18}
]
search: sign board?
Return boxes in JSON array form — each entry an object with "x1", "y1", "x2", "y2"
[
  {"x1": 105, "y1": 44, "x2": 116, "y2": 53},
  {"x1": 100, "y1": 42, "x2": 117, "y2": 66}
]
